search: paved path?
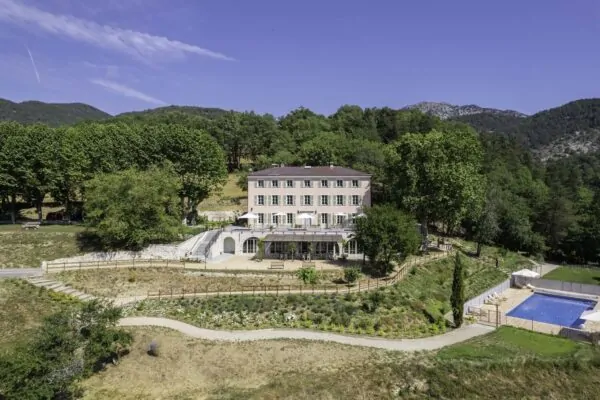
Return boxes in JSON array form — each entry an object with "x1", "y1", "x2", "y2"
[
  {"x1": 0, "y1": 268, "x2": 43, "y2": 278},
  {"x1": 119, "y1": 316, "x2": 494, "y2": 351}
]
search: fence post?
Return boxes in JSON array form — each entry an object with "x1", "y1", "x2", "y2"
[
  {"x1": 182, "y1": 287, "x2": 185, "y2": 299},
  {"x1": 230, "y1": 285, "x2": 232, "y2": 295},
  {"x1": 158, "y1": 289, "x2": 161, "y2": 300},
  {"x1": 133, "y1": 258, "x2": 135, "y2": 268},
  {"x1": 170, "y1": 287, "x2": 173, "y2": 298}
]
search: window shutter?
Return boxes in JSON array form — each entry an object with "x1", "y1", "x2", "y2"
[
  {"x1": 292, "y1": 196, "x2": 296, "y2": 206},
  {"x1": 301, "y1": 196, "x2": 305, "y2": 206},
  {"x1": 267, "y1": 196, "x2": 271, "y2": 206},
  {"x1": 254, "y1": 181, "x2": 257, "y2": 188},
  {"x1": 347, "y1": 195, "x2": 351, "y2": 206},
  {"x1": 318, "y1": 195, "x2": 321, "y2": 206},
  {"x1": 254, "y1": 196, "x2": 257, "y2": 205}
]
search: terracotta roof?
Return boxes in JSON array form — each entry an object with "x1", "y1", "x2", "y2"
[{"x1": 248, "y1": 166, "x2": 370, "y2": 178}]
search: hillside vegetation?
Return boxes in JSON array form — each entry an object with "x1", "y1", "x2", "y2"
[{"x1": 0, "y1": 98, "x2": 109, "y2": 126}]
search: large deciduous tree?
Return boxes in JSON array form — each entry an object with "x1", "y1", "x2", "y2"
[
  {"x1": 353, "y1": 205, "x2": 420, "y2": 276},
  {"x1": 385, "y1": 125, "x2": 486, "y2": 235},
  {"x1": 84, "y1": 165, "x2": 183, "y2": 250}
]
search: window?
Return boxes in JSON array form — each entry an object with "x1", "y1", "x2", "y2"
[
  {"x1": 304, "y1": 180, "x2": 312, "y2": 188},
  {"x1": 272, "y1": 180, "x2": 279, "y2": 188},
  {"x1": 336, "y1": 215, "x2": 345, "y2": 225},
  {"x1": 257, "y1": 195, "x2": 265, "y2": 205},
  {"x1": 257, "y1": 180, "x2": 265, "y2": 188},
  {"x1": 352, "y1": 180, "x2": 359, "y2": 188},
  {"x1": 286, "y1": 180, "x2": 294, "y2": 188},
  {"x1": 304, "y1": 195, "x2": 312, "y2": 206},
  {"x1": 271, "y1": 195, "x2": 279, "y2": 206},
  {"x1": 258, "y1": 213, "x2": 264, "y2": 224},
  {"x1": 346, "y1": 240, "x2": 359, "y2": 254},
  {"x1": 336, "y1": 180, "x2": 344, "y2": 188},
  {"x1": 321, "y1": 180, "x2": 328, "y2": 187},
  {"x1": 321, "y1": 213, "x2": 329, "y2": 225},
  {"x1": 351, "y1": 195, "x2": 360, "y2": 206},
  {"x1": 335, "y1": 195, "x2": 344, "y2": 206},
  {"x1": 272, "y1": 214, "x2": 279, "y2": 224},
  {"x1": 286, "y1": 195, "x2": 294, "y2": 206},
  {"x1": 320, "y1": 195, "x2": 329, "y2": 206},
  {"x1": 287, "y1": 213, "x2": 294, "y2": 225},
  {"x1": 243, "y1": 238, "x2": 258, "y2": 253}
]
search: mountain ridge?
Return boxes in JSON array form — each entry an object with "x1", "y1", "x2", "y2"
[
  {"x1": 404, "y1": 101, "x2": 527, "y2": 120},
  {"x1": 0, "y1": 98, "x2": 111, "y2": 127}
]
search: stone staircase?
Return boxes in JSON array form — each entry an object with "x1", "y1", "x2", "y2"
[
  {"x1": 26, "y1": 276, "x2": 95, "y2": 302},
  {"x1": 190, "y1": 229, "x2": 221, "y2": 261}
]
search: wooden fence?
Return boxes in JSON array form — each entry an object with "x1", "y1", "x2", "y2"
[
  {"x1": 143, "y1": 258, "x2": 419, "y2": 300},
  {"x1": 44, "y1": 258, "x2": 196, "y2": 273}
]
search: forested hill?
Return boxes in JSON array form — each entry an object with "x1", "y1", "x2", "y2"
[
  {"x1": 452, "y1": 99, "x2": 600, "y2": 152},
  {"x1": 117, "y1": 105, "x2": 231, "y2": 120},
  {"x1": 0, "y1": 98, "x2": 110, "y2": 126}
]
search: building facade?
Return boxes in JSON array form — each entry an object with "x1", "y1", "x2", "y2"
[{"x1": 246, "y1": 165, "x2": 371, "y2": 228}]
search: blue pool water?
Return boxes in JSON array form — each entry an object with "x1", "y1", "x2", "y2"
[{"x1": 506, "y1": 293, "x2": 596, "y2": 327}]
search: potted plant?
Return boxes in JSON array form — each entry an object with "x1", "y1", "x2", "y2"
[{"x1": 289, "y1": 242, "x2": 297, "y2": 261}]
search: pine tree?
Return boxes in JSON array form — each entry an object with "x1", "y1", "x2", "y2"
[{"x1": 450, "y1": 252, "x2": 465, "y2": 327}]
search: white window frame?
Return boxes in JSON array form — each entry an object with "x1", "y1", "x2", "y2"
[
  {"x1": 286, "y1": 180, "x2": 294, "y2": 188},
  {"x1": 352, "y1": 180, "x2": 359, "y2": 188},
  {"x1": 285, "y1": 195, "x2": 294, "y2": 206},
  {"x1": 257, "y1": 180, "x2": 265, "y2": 188},
  {"x1": 321, "y1": 180, "x2": 328, "y2": 188},
  {"x1": 258, "y1": 213, "x2": 265, "y2": 224},
  {"x1": 321, "y1": 195, "x2": 329, "y2": 206},
  {"x1": 351, "y1": 195, "x2": 360, "y2": 206},
  {"x1": 336, "y1": 180, "x2": 344, "y2": 188},
  {"x1": 272, "y1": 180, "x2": 279, "y2": 188},
  {"x1": 336, "y1": 215, "x2": 345, "y2": 225},
  {"x1": 286, "y1": 213, "x2": 294, "y2": 225},
  {"x1": 321, "y1": 213, "x2": 328, "y2": 225},
  {"x1": 304, "y1": 180, "x2": 312, "y2": 188},
  {"x1": 271, "y1": 195, "x2": 279, "y2": 206},
  {"x1": 257, "y1": 195, "x2": 265, "y2": 205},
  {"x1": 304, "y1": 195, "x2": 312, "y2": 206},
  {"x1": 336, "y1": 195, "x2": 344, "y2": 206}
]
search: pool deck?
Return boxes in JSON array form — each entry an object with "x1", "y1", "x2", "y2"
[{"x1": 479, "y1": 288, "x2": 600, "y2": 334}]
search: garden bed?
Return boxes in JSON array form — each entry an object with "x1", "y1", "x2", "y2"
[{"x1": 125, "y1": 255, "x2": 515, "y2": 338}]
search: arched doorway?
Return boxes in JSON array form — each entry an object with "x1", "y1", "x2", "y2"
[
  {"x1": 243, "y1": 237, "x2": 259, "y2": 254},
  {"x1": 223, "y1": 237, "x2": 235, "y2": 254}
]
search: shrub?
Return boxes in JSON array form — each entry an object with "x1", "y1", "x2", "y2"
[
  {"x1": 296, "y1": 266, "x2": 319, "y2": 285},
  {"x1": 148, "y1": 340, "x2": 160, "y2": 357},
  {"x1": 344, "y1": 267, "x2": 361, "y2": 284}
]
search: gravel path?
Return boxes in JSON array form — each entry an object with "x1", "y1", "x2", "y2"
[{"x1": 119, "y1": 316, "x2": 495, "y2": 351}]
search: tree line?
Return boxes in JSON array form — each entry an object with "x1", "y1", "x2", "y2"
[{"x1": 1, "y1": 103, "x2": 599, "y2": 263}]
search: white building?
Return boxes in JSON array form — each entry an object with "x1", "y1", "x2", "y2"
[{"x1": 209, "y1": 165, "x2": 370, "y2": 260}]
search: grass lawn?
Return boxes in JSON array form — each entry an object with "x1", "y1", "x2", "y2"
[
  {"x1": 79, "y1": 326, "x2": 600, "y2": 400},
  {"x1": 0, "y1": 226, "x2": 85, "y2": 268},
  {"x1": 0, "y1": 279, "x2": 80, "y2": 351},
  {"x1": 199, "y1": 173, "x2": 247, "y2": 212},
  {"x1": 125, "y1": 254, "x2": 522, "y2": 338},
  {"x1": 55, "y1": 268, "x2": 344, "y2": 298},
  {"x1": 437, "y1": 326, "x2": 587, "y2": 362},
  {"x1": 544, "y1": 266, "x2": 600, "y2": 285}
]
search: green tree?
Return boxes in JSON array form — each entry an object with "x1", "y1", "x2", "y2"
[
  {"x1": 353, "y1": 205, "x2": 420, "y2": 276},
  {"x1": 450, "y1": 252, "x2": 465, "y2": 327},
  {"x1": 0, "y1": 300, "x2": 131, "y2": 400},
  {"x1": 385, "y1": 126, "x2": 486, "y2": 235},
  {"x1": 474, "y1": 191, "x2": 500, "y2": 257},
  {"x1": 84, "y1": 165, "x2": 183, "y2": 249}
]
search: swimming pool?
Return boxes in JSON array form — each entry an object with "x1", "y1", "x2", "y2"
[{"x1": 506, "y1": 293, "x2": 596, "y2": 327}]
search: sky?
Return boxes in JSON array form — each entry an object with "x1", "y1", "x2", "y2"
[{"x1": 0, "y1": 0, "x2": 599, "y2": 116}]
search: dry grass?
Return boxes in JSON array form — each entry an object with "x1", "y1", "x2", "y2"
[
  {"x1": 55, "y1": 268, "x2": 344, "y2": 298},
  {"x1": 0, "y1": 225, "x2": 85, "y2": 268},
  {"x1": 199, "y1": 173, "x2": 247, "y2": 212},
  {"x1": 0, "y1": 279, "x2": 79, "y2": 351},
  {"x1": 80, "y1": 327, "x2": 414, "y2": 400}
]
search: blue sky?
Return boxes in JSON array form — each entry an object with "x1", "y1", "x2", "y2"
[{"x1": 0, "y1": 0, "x2": 599, "y2": 116}]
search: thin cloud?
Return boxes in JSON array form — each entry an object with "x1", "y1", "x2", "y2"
[
  {"x1": 25, "y1": 45, "x2": 41, "y2": 83},
  {"x1": 91, "y1": 79, "x2": 165, "y2": 105},
  {"x1": 0, "y1": 0, "x2": 234, "y2": 62}
]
